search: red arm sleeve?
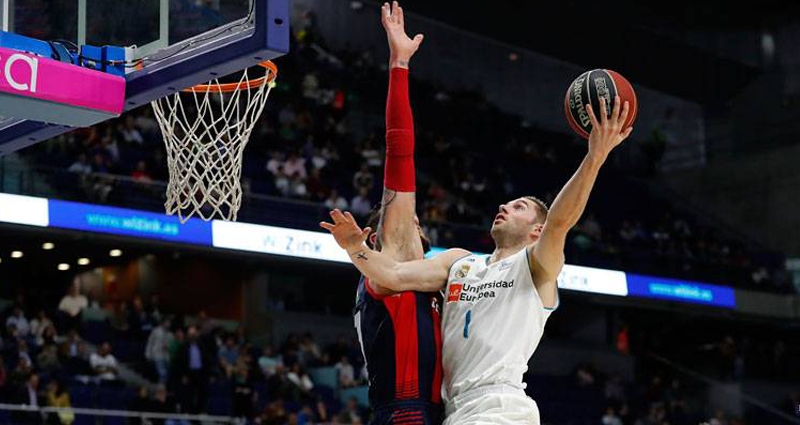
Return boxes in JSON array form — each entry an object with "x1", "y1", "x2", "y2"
[{"x1": 384, "y1": 67, "x2": 415, "y2": 192}]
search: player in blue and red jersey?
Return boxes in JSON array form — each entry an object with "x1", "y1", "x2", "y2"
[{"x1": 352, "y1": 3, "x2": 443, "y2": 424}]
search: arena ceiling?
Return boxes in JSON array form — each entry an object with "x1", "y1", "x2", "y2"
[{"x1": 398, "y1": 0, "x2": 800, "y2": 104}]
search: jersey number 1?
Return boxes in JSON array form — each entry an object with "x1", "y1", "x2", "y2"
[{"x1": 463, "y1": 310, "x2": 472, "y2": 338}]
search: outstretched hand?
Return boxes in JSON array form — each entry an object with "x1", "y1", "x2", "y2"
[
  {"x1": 586, "y1": 96, "x2": 633, "y2": 161},
  {"x1": 320, "y1": 209, "x2": 372, "y2": 252},
  {"x1": 381, "y1": 1, "x2": 424, "y2": 68}
]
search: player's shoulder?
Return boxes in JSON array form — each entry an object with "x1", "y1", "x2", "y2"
[{"x1": 435, "y1": 248, "x2": 472, "y2": 265}]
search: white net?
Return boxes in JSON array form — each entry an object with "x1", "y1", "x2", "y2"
[{"x1": 151, "y1": 62, "x2": 277, "y2": 222}]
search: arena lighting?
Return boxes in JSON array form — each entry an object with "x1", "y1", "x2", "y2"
[
  {"x1": 77, "y1": 258, "x2": 90, "y2": 266},
  {"x1": 57, "y1": 263, "x2": 70, "y2": 271},
  {"x1": 10, "y1": 251, "x2": 23, "y2": 258},
  {"x1": 42, "y1": 242, "x2": 55, "y2": 250},
  {"x1": 109, "y1": 249, "x2": 122, "y2": 257}
]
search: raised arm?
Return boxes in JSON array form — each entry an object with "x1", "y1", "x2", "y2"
[
  {"x1": 530, "y1": 96, "x2": 633, "y2": 305},
  {"x1": 375, "y1": 1, "x2": 425, "y2": 261},
  {"x1": 321, "y1": 209, "x2": 467, "y2": 292}
]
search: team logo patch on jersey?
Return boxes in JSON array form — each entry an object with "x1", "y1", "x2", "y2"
[
  {"x1": 447, "y1": 283, "x2": 463, "y2": 303},
  {"x1": 455, "y1": 264, "x2": 471, "y2": 279}
]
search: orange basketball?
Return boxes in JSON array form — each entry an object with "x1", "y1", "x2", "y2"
[{"x1": 564, "y1": 69, "x2": 638, "y2": 139}]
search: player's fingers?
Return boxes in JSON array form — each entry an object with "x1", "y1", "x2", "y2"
[
  {"x1": 361, "y1": 227, "x2": 372, "y2": 239},
  {"x1": 381, "y1": 3, "x2": 389, "y2": 25},
  {"x1": 586, "y1": 104, "x2": 600, "y2": 130},
  {"x1": 612, "y1": 95, "x2": 621, "y2": 123},
  {"x1": 619, "y1": 101, "x2": 630, "y2": 128},
  {"x1": 330, "y1": 209, "x2": 345, "y2": 223},
  {"x1": 599, "y1": 98, "x2": 609, "y2": 126},
  {"x1": 396, "y1": 3, "x2": 404, "y2": 26},
  {"x1": 319, "y1": 222, "x2": 335, "y2": 231},
  {"x1": 344, "y1": 211, "x2": 357, "y2": 224},
  {"x1": 621, "y1": 126, "x2": 634, "y2": 140},
  {"x1": 413, "y1": 34, "x2": 424, "y2": 46}
]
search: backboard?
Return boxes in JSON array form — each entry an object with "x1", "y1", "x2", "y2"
[{"x1": 0, "y1": 0, "x2": 288, "y2": 155}]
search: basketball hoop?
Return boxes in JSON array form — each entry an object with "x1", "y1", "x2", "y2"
[{"x1": 151, "y1": 61, "x2": 277, "y2": 223}]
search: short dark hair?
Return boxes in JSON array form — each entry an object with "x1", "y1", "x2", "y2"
[{"x1": 524, "y1": 196, "x2": 549, "y2": 224}]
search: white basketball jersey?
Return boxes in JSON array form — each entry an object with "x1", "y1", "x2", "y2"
[{"x1": 441, "y1": 247, "x2": 555, "y2": 403}]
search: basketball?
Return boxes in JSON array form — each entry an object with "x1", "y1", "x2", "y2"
[{"x1": 564, "y1": 69, "x2": 638, "y2": 139}]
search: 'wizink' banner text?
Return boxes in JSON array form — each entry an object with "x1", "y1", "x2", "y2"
[
  {"x1": 48, "y1": 200, "x2": 212, "y2": 245},
  {"x1": 626, "y1": 274, "x2": 736, "y2": 308}
]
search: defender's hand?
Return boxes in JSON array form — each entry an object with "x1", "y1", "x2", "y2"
[
  {"x1": 381, "y1": 1, "x2": 424, "y2": 68},
  {"x1": 320, "y1": 209, "x2": 372, "y2": 252}
]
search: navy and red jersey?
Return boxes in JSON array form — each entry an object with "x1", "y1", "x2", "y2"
[{"x1": 354, "y1": 275, "x2": 444, "y2": 424}]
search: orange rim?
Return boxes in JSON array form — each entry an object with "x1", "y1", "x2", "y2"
[{"x1": 184, "y1": 61, "x2": 278, "y2": 93}]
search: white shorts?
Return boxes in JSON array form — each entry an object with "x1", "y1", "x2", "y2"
[{"x1": 444, "y1": 385, "x2": 540, "y2": 425}]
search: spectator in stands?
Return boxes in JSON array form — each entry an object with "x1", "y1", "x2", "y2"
[
  {"x1": 120, "y1": 115, "x2": 144, "y2": 145},
  {"x1": 12, "y1": 373, "x2": 42, "y2": 425},
  {"x1": 174, "y1": 325, "x2": 211, "y2": 413},
  {"x1": 258, "y1": 345, "x2": 282, "y2": 379},
  {"x1": 130, "y1": 296, "x2": 155, "y2": 337},
  {"x1": 196, "y1": 310, "x2": 215, "y2": 336},
  {"x1": 601, "y1": 406, "x2": 623, "y2": 425},
  {"x1": 283, "y1": 151, "x2": 308, "y2": 180},
  {"x1": 63, "y1": 341, "x2": 93, "y2": 381},
  {"x1": 146, "y1": 317, "x2": 173, "y2": 384},
  {"x1": 286, "y1": 363, "x2": 314, "y2": 401},
  {"x1": 352, "y1": 163, "x2": 374, "y2": 192},
  {"x1": 298, "y1": 333, "x2": 321, "y2": 367},
  {"x1": 335, "y1": 356, "x2": 355, "y2": 388},
  {"x1": 16, "y1": 339, "x2": 33, "y2": 369},
  {"x1": 6, "y1": 306, "x2": 30, "y2": 338},
  {"x1": 67, "y1": 154, "x2": 92, "y2": 175},
  {"x1": 36, "y1": 344, "x2": 61, "y2": 377},
  {"x1": 9, "y1": 357, "x2": 33, "y2": 388},
  {"x1": 89, "y1": 342, "x2": 119, "y2": 383},
  {"x1": 324, "y1": 189, "x2": 349, "y2": 211},
  {"x1": 289, "y1": 175, "x2": 309, "y2": 199},
  {"x1": 360, "y1": 137, "x2": 382, "y2": 168},
  {"x1": 218, "y1": 334, "x2": 240, "y2": 377},
  {"x1": 232, "y1": 366, "x2": 256, "y2": 420},
  {"x1": 341, "y1": 396, "x2": 366, "y2": 424},
  {"x1": 306, "y1": 167, "x2": 330, "y2": 201},
  {"x1": 350, "y1": 187, "x2": 372, "y2": 218},
  {"x1": 57, "y1": 278, "x2": 88, "y2": 330},
  {"x1": 129, "y1": 386, "x2": 151, "y2": 424},
  {"x1": 149, "y1": 384, "x2": 181, "y2": 425},
  {"x1": 266, "y1": 151, "x2": 284, "y2": 176},
  {"x1": 108, "y1": 302, "x2": 131, "y2": 337},
  {"x1": 131, "y1": 161, "x2": 153, "y2": 184},
  {"x1": 29, "y1": 311, "x2": 54, "y2": 347},
  {"x1": 45, "y1": 380, "x2": 74, "y2": 425}
]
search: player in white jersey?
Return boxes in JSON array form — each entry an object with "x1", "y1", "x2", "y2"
[{"x1": 322, "y1": 96, "x2": 633, "y2": 423}]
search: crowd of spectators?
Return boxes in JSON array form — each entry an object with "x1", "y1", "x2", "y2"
[
  {"x1": 0, "y1": 277, "x2": 380, "y2": 424},
  {"x1": 16, "y1": 6, "x2": 792, "y2": 295}
]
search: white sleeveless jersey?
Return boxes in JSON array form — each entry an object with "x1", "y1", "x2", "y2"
[{"x1": 441, "y1": 247, "x2": 556, "y2": 403}]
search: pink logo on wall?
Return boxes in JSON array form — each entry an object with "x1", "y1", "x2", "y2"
[{"x1": 0, "y1": 47, "x2": 125, "y2": 115}]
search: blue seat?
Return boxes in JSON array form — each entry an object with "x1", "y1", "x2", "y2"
[
  {"x1": 308, "y1": 367, "x2": 338, "y2": 389},
  {"x1": 339, "y1": 385, "x2": 369, "y2": 408}
]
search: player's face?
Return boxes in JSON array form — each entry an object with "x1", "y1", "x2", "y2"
[{"x1": 491, "y1": 198, "x2": 539, "y2": 237}]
